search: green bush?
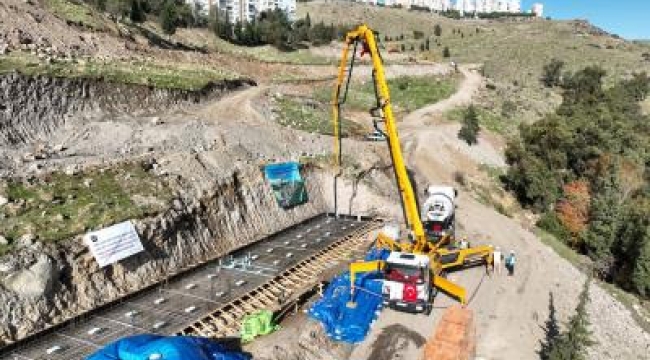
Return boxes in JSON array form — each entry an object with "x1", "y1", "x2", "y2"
[
  {"x1": 458, "y1": 105, "x2": 480, "y2": 145},
  {"x1": 537, "y1": 212, "x2": 570, "y2": 243}
]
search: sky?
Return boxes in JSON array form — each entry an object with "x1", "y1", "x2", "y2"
[{"x1": 522, "y1": 0, "x2": 650, "y2": 40}]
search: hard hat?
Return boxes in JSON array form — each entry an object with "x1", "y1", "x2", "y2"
[{"x1": 510, "y1": 250, "x2": 515, "y2": 254}]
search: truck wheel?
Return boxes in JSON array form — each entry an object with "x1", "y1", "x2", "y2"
[
  {"x1": 424, "y1": 303, "x2": 433, "y2": 315},
  {"x1": 430, "y1": 286, "x2": 438, "y2": 298}
]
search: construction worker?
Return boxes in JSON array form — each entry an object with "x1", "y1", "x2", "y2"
[
  {"x1": 492, "y1": 246, "x2": 503, "y2": 275},
  {"x1": 505, "y1": 250, "x2": 516, "y2": 276}
]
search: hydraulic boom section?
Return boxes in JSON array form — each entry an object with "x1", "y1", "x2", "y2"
[{"x1": 332, "y1": 25, "x2": 426, "y2": 250}]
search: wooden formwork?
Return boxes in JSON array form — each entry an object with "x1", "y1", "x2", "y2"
[{"x1": 177, "y1": 220, "x2": 381, "y2": 338}]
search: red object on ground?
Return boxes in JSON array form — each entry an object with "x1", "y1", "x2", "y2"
[{"x1": 422, "y1": 305, "x2": 476, "y2": 360}]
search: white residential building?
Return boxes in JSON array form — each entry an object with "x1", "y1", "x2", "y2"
[
  {"x1": 475, "y1": 0, "x2": 494, "y2": 13},
  {"x1": 215, "y1": 0, "x2": 296, "y2": 23},
  {"x1": 186, "y1": 0, "x2": 212, "y2": 15},
  {"x1": 453, "y1": 0, "x2": 521, "y2": 14},
  {"x1": 429, "y1": 0, "x2": 452, "y2": 11},
  {"x1": 532, "y1": 3, "x2": 544, "y2": 17},
  {"x1": 495, "y1": 0, "x2": 508, "y2": 12},
  {"x1": 508, "y1": 0, "x2": 521, "y2": 13}
]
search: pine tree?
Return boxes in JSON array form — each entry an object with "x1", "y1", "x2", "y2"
[
  {"x1": 434, "y1": 24, "x2": 442, "y2": 36},
  {"x1": 95, "y1": 0, "x2": 107, "y2": 11},
  {"x1": 305, "y1": 12, "x2": 311, "y2": 28},
  {"x1": 458, "y1": 105, "x2": 480, "y2": 145},
  {"x1": 581, "y1": 168, "x2": 621, "y2": 278},
  {"x1": 631, "y1": 230, "x2": 650, "y2": 296},
  {"x1": 223, "y1": 11, "x2": 233, "y2": 39},
  {"x1": 618, "y1": 198, "x2": 650, "y2": 296},
  {"x1": 129, "y1": 0, "x2": 146, "y2": 23},
  {"x1": 548, "y1": 278, "x2": 596, "y2": 360},
  {"x1": 160, "y1": 0, "x2": 177, "y2": 36},
  {"x1": 244, "y1": 20, "x2": 260, "y2": 45},
  {"x1": 538, "y1": 293, "x2": 561, "y2": 360},
  {"x1": 233, "y1": 20, "x2": 243, "y2": 44}
]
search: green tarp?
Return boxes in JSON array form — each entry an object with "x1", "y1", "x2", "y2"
[{"x1": 240, "y1": 310, "x2": 279, "y2": 343}]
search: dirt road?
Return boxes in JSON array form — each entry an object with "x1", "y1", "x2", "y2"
[
  {"x1": 402, "y1": 65, "x2": 483, "y2": 127},
  {"x1": 350, "y1": 65, "x2": 650, "y2": 360}
]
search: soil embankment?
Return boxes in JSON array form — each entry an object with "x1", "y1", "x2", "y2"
[{"x1": 0, "y1": 73, "x2": 254, "y2": 145}]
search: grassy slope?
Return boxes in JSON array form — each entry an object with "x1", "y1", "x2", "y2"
[
  {"x1": 44, "y1": 0, "x2": 113, "y2": 31},
  {"x1": 313, "y1": 75, "x2": 458, "y2": 114},
  {"x1": 273, "y1": 75, "x2": 457, "y2": 136},
  {"x1": 0, "y1": 52, "x2": 238, "y2": 90},
  {"x1": 0, "y1": 163, "x2": 173, "y2": 252},
  {"x1": 299, "y1": 2, "x2": 650, "y2": 129}
]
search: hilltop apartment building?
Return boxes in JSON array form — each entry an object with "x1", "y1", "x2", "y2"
[
  {"x1": 358, "y1": 0, "x2": 542, "y2": 16},
  {"x1": 189, "y1": 0, "x2": 296, "y2": 23},
  {"x1": 190, "y1": 0, "x2": 540, "y2": 24}
]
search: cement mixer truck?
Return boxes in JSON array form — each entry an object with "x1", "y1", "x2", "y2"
[{"x1": 421, "y1": 186, "x2": 457, "y2": 241}]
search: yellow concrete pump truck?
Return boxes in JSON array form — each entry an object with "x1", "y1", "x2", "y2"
[{"x1": 331, "y1": 25, "x2": 493, "y2": 313}]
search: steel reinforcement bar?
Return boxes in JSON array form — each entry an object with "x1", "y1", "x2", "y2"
[{"x1": 178, "y1": 220, "x2": 381, "y2": 338}]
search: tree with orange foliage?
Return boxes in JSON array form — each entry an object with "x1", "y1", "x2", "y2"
[{"x1": 556, "y1": 180, "x2": 590, "y2": 249}]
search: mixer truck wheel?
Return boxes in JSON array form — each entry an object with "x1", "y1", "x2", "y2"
[{"x1": 424, "y1": 302, "x2": 433, "y2": 315}]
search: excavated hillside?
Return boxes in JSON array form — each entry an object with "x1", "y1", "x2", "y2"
[
  {"x1": 0, "y1": 73, "x2": 253, "y2": 145},
  {"x1": 0, "y1": 1, "x2": 649, "y2": 359},
  {"x1": 0, "y1": 64, "x2": 396, "y2": 345}
]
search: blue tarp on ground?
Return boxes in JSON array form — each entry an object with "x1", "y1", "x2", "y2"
[
  {"x1": 308, "y1": 248, "x2": 390, "y2": 343},
  {"x1": 264, "y1": 162, "x2": 308, "y2": 208},
  {"x1": 86, "y1": 334, "x2": 251, "y2": 360}
]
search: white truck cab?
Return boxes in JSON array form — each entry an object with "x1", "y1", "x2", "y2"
[{"x1": 381, "y1": 252, "x2": 433, "y2": 314}]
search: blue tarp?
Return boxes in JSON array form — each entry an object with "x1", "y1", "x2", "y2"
[
  {"x1": 263, "y1": 162, "x2": 308, "y2": 208},
  {"x1": 308, "y1": 249, "x2": 390, "y2": 343},
  {"x1": 86, "y1": 334, "x2": 251, "y2": 360}
]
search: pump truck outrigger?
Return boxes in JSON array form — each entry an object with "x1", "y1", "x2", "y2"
[{"x1": 331, "y1": 25, "x2": 494, "y2": 313}]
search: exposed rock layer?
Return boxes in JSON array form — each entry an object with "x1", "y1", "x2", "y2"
[
  {"x1": 0, "y1": 73, "x2": 254, "y2": 145},
  {"x1": 0, "y1": 163, "x2": 326, "y2": 344}
]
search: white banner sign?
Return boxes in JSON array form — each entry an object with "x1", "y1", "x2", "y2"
[{"x1": 84, "y1": 221, "x2": 144, "y2": 268}]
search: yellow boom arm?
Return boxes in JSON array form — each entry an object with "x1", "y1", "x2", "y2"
[
  {"x1": 332, "y1": 25, "x2": 427, "y2": 248},
  {"x1": 333, "y1": 25, "x2": 479, "y2": 307}
]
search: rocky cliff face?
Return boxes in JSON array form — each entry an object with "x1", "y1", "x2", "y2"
[
  {"x1": 0, "y1": 163, "x2": 326, "y2": 344},
  {"x1": 0, "y1": 73, "x2": 254, "y2": 145}
]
